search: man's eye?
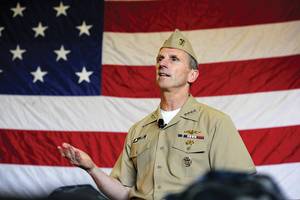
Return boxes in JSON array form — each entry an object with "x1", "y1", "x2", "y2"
[
  {"x1": 171, "y1": 57, "x2": 179, "y2": 61},
  {"x1": 156, "y1": 57, "x2": 163, "y2": 62}
]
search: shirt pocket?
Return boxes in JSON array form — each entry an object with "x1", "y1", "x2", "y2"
[
  {"x1": 129, "y1": 141, "x2": 151, "y2": 174},
  {"x1": 168, "y1": 139, "x2": 209, "y2": 178},
  {"x1": 129, "y1": 141, "x2": 152, "y2": 194}
]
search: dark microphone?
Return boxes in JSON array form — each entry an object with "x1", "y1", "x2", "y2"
[{"x1": 158, "y1": 119, "x2": 166, "y2": 129}]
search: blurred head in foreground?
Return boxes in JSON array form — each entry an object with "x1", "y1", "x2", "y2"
[{"x1": 165, "y1": 170, "x2": 286, "y2": 200}]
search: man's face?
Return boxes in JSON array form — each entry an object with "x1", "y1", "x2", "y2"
[{"x1": 156, "y1": 48, "x2": 198, "y2": 91}]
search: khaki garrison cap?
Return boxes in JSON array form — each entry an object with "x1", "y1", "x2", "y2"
[{"x1": 160, "y1": 29, "x2": 198, "y2": 63}]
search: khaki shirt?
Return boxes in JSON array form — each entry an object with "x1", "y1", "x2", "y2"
[{"x1": 110, "y1": 96, "x2": 256, "y2": 200}]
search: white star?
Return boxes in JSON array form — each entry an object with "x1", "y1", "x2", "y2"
[
  {"x1": 54, "y1": 45, "x2": 71, "y2": 61},
  {"x1": 11, "y1": 3, "x2": 26, "y2": 18},
  {"x1": 31, "y1": 67, "x2": 48, "y2": 83},
  {"x1": 76, "y1": 67, "x2": 93, "y2": 84},
  {"x1": 0, "y1": 69, "x2": 3, "y2": 73},
  {"x1": 53, "y1": 2, "x2": 70, "y2": 17},
  {"x1": 0, "y1": 26, "x2": 4, "y2": 37},
  {"x1": 10, "y1": 45, "x2": 26, "y2": 61},
  {"x1": 76, "y1": 21, "x2": 93, "y2": 36},
  {"x1": 32, "y1": 22, "x2": 48, "y2": 38}
]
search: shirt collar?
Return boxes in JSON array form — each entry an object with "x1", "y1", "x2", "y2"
[{"x1": 142, "y1": 95, "x2": 200, "y2": 127}]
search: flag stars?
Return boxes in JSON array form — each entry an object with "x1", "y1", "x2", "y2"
[
  {"x1": 54, "y1": 45, "x2": 71, "y2": 61},
  {"x1": 76, "y1": 67, "x2": 93, "y2": 84},
  {"x1": 76, "y1": 21, "x2": 93, "y2": 36},
  {"x1": 11, "y1": 2, "x2": 26, "y2": 18},
  {"x1": 54, "y1": 2, "x2": 70, "y2": 17},
  {"x1": 31, "y1": 67, "x2": 48, "y2": 83},
  {"x1": 0, "y1": 26, "x2": 4, "y2": 37},
  {"x1": 10, "y1": 45, "x2": 26, "y2": 61},
  {"x1": 32, "y1": 22, "x2": 48, "y2": 38}
]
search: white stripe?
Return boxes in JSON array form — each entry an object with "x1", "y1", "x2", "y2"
[
  {"x1": 257, "y1": 163, "x2": 300, "y2": 199},
  {"x1": 0, "y1": 163, "x2": 299, "y2": 199},
  {"x1": 0, "y1": 164, "x2": 106, "y2": 198},
  {"x1": 199, "y1": 89, "x2": 300, "y2": 130},
  {"x1": 0, "y1": 89, "x2": 299, "y2": 131},
  {"x1": 103, "y1": 20, "x2": 300, "y2": 65}
]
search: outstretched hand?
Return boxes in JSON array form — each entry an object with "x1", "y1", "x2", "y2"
[{"x1": 57, "y1": 143, "x2": 96, "y2": 172}]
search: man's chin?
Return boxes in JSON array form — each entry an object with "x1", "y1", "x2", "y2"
[{"x1": 158, "y1": 85, "x2": 172, "y2": 92}]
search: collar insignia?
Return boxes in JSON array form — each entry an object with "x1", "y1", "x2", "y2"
[
  {"x1": 133, "y1": 134, "x2": 147, "y2": 143},
  {"x1": 183, "y1": 109, "x2": 196, "y2": 116}
]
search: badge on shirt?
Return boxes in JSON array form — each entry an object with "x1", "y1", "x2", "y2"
[
  {"x1": 185, "y1": 140, "x2": 194, "y2": 146},
  {"x1": 183, "y1": 156, "x2": 192, "y2": 167}
]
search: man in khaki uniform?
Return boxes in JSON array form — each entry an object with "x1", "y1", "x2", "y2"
[{"x1": 58, "y1": 29, "x2": 256, "y2": 200}]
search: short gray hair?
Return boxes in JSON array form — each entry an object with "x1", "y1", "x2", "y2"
[{"x1": 188, "y1": 54, "x2": 198, "y2": 70}]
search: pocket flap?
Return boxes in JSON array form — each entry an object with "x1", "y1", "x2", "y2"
[{"x1": 129, "y1": 141, "x2": 150, "y2": 158}]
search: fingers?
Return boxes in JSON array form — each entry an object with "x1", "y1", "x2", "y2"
[
  {"x1": 69, "y1": 145, "x2": 78, "y2": 165},
  {"x1": 57, "y1": 143, "x2": 70, "y2": 157},
  {"x1": 75, "y1": 150, "x2": 81, "y2": 161},
  {"x1": 57, "y1": 146, "x2": 65, "y2": 157},
  {"x1": 57, "y1": 143, "x2": 95, "y2": 171},
  {"x1": 57, "y1": 143, "x2": 77, "y2": 164}
]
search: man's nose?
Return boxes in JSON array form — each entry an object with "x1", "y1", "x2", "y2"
[
  {"x1": 158, "y1": 57, "x2": 169, "y2": 66},
  {"x1": 158, "y1": 64, "x2": 167, "y2": 70},
  {"x1": 158, "y1": 59, "x2": 168, "y2": 69}
]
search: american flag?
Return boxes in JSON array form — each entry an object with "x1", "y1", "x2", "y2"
[{"x1": 0, "y1": 0, "x2": 300, "y2": 199}]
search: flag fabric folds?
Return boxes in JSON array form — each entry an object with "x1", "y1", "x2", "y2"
[{"x1": 0, "y1": 0, "x2": 300, "y2": 199}]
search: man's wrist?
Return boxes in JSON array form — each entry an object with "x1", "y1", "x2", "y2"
[{"x1": 86, "y1": 165, "x2": 97, "y2": 174}]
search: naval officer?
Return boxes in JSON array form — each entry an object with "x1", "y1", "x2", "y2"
[{"x1": 58, "y1": 29, "x2": 256, "y2": 200}]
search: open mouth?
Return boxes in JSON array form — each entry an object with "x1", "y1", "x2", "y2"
[{"x1": 158, "y1": 72, "x2": 171, "y2": 77}]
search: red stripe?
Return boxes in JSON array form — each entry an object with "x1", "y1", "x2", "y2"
[
  {"x1": 1, "y1": 126, "x2": 299, "y2": 167},
  {"x1": 0, "y1": 129, "x2": 126, "y2": 168},
  {"x1": 102, "y1": 55, "x2": 300, "y2": 98},
  {"x1": 240, "y1": 126, "x2": 300, "y2": 165},
  {"x1": 104, "y1": 0, "x2": 300, "y2": 32}
]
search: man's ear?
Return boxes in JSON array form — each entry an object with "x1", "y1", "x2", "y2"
[{"x1": 187, "y1": 69, "x2": 199, "y2": 84}]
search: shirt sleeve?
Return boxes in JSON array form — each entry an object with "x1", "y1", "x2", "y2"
[
  {"x1": 110, "y1": 127, "x2": 137, "y2": 187},
  {"x1": 209, "y1": 115, "x2": 256, "y2": 174}
]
